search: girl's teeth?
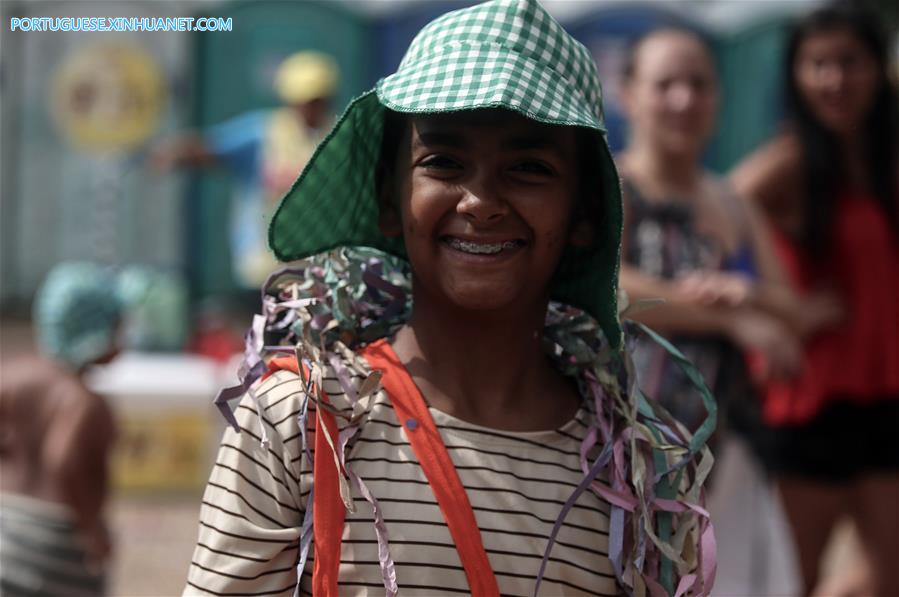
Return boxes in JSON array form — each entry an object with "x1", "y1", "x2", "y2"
[{"x1": 448, "y1": 239, "x2": 518, "y2": 254}]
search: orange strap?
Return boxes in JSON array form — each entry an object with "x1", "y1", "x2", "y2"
[
  {"x1": 360, "y1": 339, "x2": 501, "y2": 597},
  {"x1": 264, "y1": 357, "x2": 343, "y2": 597},
  {"x1": 266, "y1": 343, "x2": 500, "y2": 597}
]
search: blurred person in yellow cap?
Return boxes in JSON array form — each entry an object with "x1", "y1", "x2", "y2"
[
  {"x1": 152, "y1": 51, "x2": 339, "y2": 288},
  {"x1": 1, "y1": 262, "x2": 122, "y2": 596}
]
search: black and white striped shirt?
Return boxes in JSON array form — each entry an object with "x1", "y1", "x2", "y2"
[{"x1": 185, "y1": 356, "x2": 619, "y2": 596}]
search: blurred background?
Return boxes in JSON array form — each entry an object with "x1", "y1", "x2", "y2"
[{"x1": 1, "y1": 0, "x2": 896, "y2": 595}]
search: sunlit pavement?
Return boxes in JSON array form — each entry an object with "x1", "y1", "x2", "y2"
[{"x1": 109, "y1": 495, "x2": 202, "y2": 596}]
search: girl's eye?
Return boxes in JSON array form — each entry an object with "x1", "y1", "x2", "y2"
[
  {"x1": 511, "y1": 161, "x2": 553, "y2": 176},
  {"x1": 690, "y1": 76, "x2": 709, "y2": 92},
  {"x1": 840, "y1": 54, "x2": 859, "y2": 70},
  {"x1": 419, "y1": 155, "x2": 462, "y2": 170}
]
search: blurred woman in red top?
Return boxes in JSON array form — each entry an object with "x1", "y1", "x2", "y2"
[{"x1": 733, "y1": 4, "x2": 899, "y2": 595}]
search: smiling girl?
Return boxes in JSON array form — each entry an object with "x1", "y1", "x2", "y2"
[{"x1": 185, "y1": 2, "x2": 715, "y2": 596}]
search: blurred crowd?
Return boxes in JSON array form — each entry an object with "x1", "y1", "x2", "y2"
[
  {"x1": 1, "y1": 1, "x2": 897, "y2": 596},
  {"x1": 615, "y1": 7, "x2": 898, "y2": 596}
]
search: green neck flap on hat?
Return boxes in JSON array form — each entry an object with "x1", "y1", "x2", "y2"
[{"x1": 269, "y1": 0, "x2": 623, "y2": 349}]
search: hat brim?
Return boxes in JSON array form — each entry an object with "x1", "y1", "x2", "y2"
[{"x1": 270, "y1": 92, "x2": 402, "y2": 262}]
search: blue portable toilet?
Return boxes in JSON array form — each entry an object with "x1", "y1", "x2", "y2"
[
  {"x1": 373, "y1": 1, "x2": 477, "y2": 78},
  {"x1": 714, "y1": 17, "x2": 791, "y2": 170}
]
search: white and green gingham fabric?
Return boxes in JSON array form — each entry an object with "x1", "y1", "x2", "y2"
[
  {"x1": 380, "y1": 0, "x2": 604, "y2": 126},
  {"x1": 269, "y1": 0, "x2": 624, "y2": 347}
]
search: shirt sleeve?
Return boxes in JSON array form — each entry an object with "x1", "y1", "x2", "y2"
[
  {"x1": 204, "y1": 110, "x2": 268, "y2": 181},
  {"x1": 185, "y1": 370, "x2": 309, "y2": 596}
]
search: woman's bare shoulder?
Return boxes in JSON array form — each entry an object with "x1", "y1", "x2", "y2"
[
  {"x1": 732, "y1": 135, "x2": 801, "y2": 184},
  {"x1": 730, "y1": 134, "x2": 803, "y2": 205}
]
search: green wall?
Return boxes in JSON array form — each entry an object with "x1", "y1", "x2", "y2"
[{"x1": 712, "y1": 19, "x2": 789, "y2": 172}]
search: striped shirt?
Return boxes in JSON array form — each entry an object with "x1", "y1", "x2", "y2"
[
  {"x1": 185, "y1": 354, "x2": 620, "y2": 596},
  {"x1": 0, "y1": 494, "x2": 105, "y2": 596}
]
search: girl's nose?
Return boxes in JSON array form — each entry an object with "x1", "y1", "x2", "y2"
[
  {"x1": 456, "y1": 183, "x2": 509, "y2": 224},
  {"x1": 668, "y1": 83, "x2": 698, "y2": 112},
  {"x1": 817, "y1": 62, "x2": 847, "y2": 91}
]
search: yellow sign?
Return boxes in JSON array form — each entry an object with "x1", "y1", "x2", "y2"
[
  {"x1": 112, "y1": 410, "x2": 213, "y2": 493},
  {"x1": 51, "y1": 44, "x2": 165, "y2": 154}
]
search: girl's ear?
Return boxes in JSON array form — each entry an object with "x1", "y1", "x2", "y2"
[{"x1": 568, "y1": 219, "x2": 594, "y2": 247}]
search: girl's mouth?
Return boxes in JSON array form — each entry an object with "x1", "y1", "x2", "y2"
[{"x1": 442, "y1": 237, "x2": 526, "y2": 255}]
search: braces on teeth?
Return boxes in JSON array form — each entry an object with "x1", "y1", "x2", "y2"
[{"x1": 449, "y1": 239, "x2": 520, "y2": 254}]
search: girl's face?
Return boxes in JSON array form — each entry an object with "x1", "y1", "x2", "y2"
[
  {"x1": 383, "y1": 110, "x2": 581, "y2": 314},
  {"x1": 794, "y1": 27, "x2": 881, "y2": 137},
  {"x1": 622, "y1": 31, "x2": 718, "y2": 159}
]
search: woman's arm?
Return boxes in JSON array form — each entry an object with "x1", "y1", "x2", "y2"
[
  {"x1": 730, "y1": 137, "x2": 843, "y2": 338},
  {"x1": 620, "y1": 264, "x2": 734, "y2": 335},
  {"x1": 619, "y1": 169, "x2": 802, "y2": 379},
  {"x1": 55, "y1": 389, "x2": 117, "y2": 565},
  {"x1": 618, "y1": 169, "x2": 780, "y2": 337},
  {"x1": 729, "y1": 183, "x2": 803, "y2": 323},
  {"x1": 622, "y1": 265, "x2": 801, "y2": 379},
  {"x1": 730, "y1": 135, "x2": 802, "y2": 221}
]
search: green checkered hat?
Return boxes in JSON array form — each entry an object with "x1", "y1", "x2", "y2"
[{"x1": 269, "y1": 0, "x2": 623, "y2": 347}]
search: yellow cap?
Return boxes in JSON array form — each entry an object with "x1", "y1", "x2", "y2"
[{"x1": 274, "y1": 51, "x2": 339, "y2": 104}]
